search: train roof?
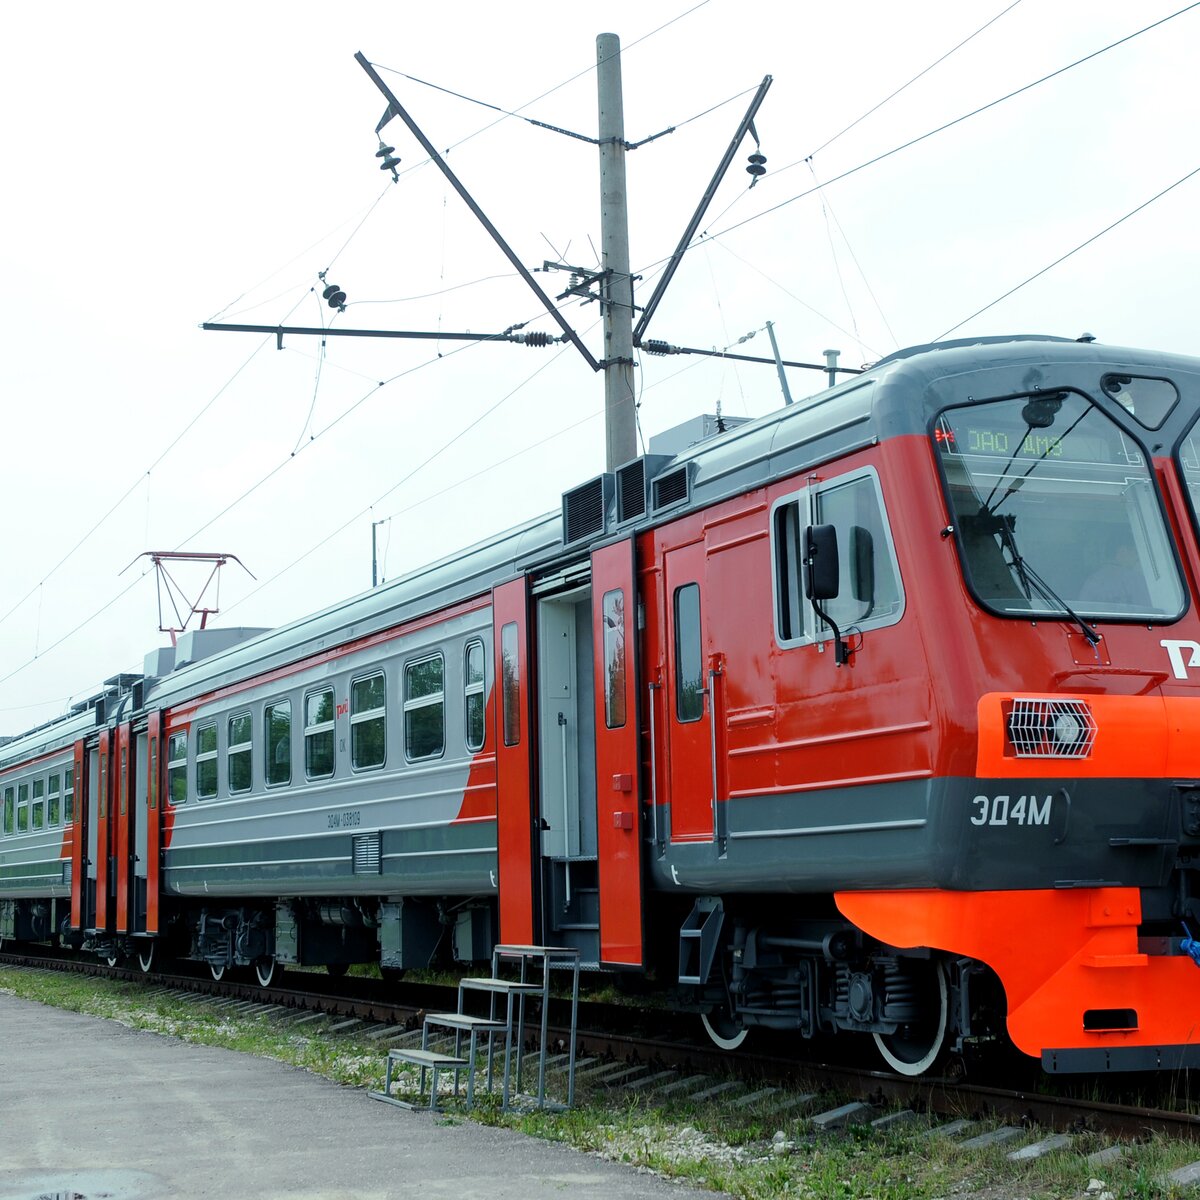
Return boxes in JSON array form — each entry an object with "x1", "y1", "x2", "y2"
[{"x1": 6, "y1": 332, "x2": 1200, "y2": 752}]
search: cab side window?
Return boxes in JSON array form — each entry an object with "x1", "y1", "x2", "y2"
[{"x1": 772, "y1": 467, "x2": 904, "y2": 646}]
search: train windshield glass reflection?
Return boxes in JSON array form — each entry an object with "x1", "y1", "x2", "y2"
[{"x1": 934, "y1": 391, "x2": 1184, "y2": 621}]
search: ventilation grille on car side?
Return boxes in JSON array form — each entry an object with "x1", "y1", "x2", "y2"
[{"x1": 353, "y1": 831, "x2": 382, "y2": 875}]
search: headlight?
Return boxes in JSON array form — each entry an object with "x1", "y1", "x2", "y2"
[{"x1": 1006, "y1": 698, "x2": 1097, "y2": 758}]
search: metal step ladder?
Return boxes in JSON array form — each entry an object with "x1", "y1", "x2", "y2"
[
  {"x1": 372, "y1": 943, "x2": 581, "y2": 1111},
  {"x1": 458, "y1": 943, "x2": 581, "y2": 1110},
  {"x1": 370, "y1": 1045, "x2": 472, "y2": 1112}
]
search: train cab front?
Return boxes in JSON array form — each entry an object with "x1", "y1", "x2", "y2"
[{"x1": 856, "y1": 360, "x2": 1200, "y2": 1071}]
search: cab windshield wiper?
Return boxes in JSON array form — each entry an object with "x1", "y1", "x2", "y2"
[{"x1": 989, "y1": 509, "x2": 1100, "y2": 646}]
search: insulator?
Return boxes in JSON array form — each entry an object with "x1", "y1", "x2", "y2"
[
  {"x1": 379, "y1": 154, "x2": 401, "y2": 173},
  {"x1": 746, "y1": 152, "x2": 767, "y2": 178},
  {"x1": 520, "y1": 331, "x2": 553, "y2": 348},
  {"x1": 322, "y1": 284, "x2": 347, "y2": 309},
  {"x1": 642, "y1": 339, "x2": 674, "y2": 356},
  {"x1": 375, "y1": 143, "x2": 396, "y2": 159}
]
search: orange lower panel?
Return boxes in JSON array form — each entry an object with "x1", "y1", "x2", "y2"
[{"x1": 836, "y1": 888, "x2": 1200, "y2": 1057}]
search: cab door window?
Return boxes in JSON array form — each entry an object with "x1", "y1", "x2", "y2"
[{"x1": 674, "y1": 584, "x2": 704, "y2": 723}]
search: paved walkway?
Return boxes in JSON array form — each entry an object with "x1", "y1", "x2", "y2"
[{"x1": 0, "y1": 993, "x2": 709, "y2": 1200}]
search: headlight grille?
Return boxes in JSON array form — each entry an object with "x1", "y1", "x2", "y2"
[{"x1": 1006, "y1": 698, "x2": 1097, "y2": 758}]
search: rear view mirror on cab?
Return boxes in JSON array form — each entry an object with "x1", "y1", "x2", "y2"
[{"x1": 804, "y1": 524, "x2": 840, "y2": 601}]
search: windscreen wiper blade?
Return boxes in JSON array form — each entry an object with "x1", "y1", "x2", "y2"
[
  {"x1": 1015, "y1": 550, "x2": 1101, "y2": 647},
  {"x1": 984, "y1": 507, "x2": 1100, "y2": 646}
]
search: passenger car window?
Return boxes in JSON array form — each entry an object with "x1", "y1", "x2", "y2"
[
  {"x1": 64, "y1": 767, "x2": 75, "y2": 822},
  {"x1": 2, "y1": 786, "x2": 13, "y2": 835},
  {"x1": 464, "y1": 640, "x2": 485, "y2": 752},
  {"x1": 405, "y1": 655, "x2": 444, "y2": 761},
  {"x1": 47, "y1": 774, "x2": 61, "y2": 826},
  {"x1": 265, "y1": 701, "x2": 291, "y2": 787},
  {"x1": 351, "y1": 673, "x2": 386, "y2": 770},
  {"x1": 196, "y1": 722, "x2": 218, "y2": 799},
  {"x1": 31, "y1": 779, "x2": 44, "y2": 830},
  {"x1": 228, "y1": 712, "x2": 252, "y2": 794},
  {"x1": 305, "y1": 688, "x2": 336, "y2": 779},
  {"x1": 167, "y1": 733, "x2": 187, "y2": 805}
]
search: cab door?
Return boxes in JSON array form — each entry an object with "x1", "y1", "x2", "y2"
[{"x1": 591, "y1": 538, "x2": 644, "y2": 967}]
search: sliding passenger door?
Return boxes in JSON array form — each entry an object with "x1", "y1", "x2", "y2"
[
  {"x1": 69, "y1": 739, "x2": 87, "y2": 932},
  {"x1": 114, "y1": 721, "x2": 134, "y2": 934},
  {"x1": 590, "y1": 538, "x2": 645, "y2": 968},
  {"x1": 144, "y1": 710, "x2": 162, "y2": 936},
  {"x1": 89, "y1": 729, "x2": 112, "y2": 934},
  {"x1": 492, "y1": 576, "x2": 537, "y2": 945}
]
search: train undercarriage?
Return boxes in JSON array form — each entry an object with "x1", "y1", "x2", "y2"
[{"x1": 672, "y1": 895, "x2": 1006, "y2": 1075}]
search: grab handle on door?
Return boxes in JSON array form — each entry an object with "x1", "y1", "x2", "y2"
[
  {"x1": 647, "y1": 681, "x2": 660, "y2": 848},
  {"x1": 708, "y1": 667, "x2": 722, "y2": 844}
]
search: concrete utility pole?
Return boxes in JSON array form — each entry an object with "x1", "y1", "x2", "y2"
[{"x1": 596, "y1": 33, "x2": 637, "y2": 472}]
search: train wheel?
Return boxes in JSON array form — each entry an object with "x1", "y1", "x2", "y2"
[
  {"x1": 210, "y1": 962, "x2": 226, "y2": 982},
  {"x1": 701, "y1": 1005, "x2": 750, "y2": 1051},
  {"x1": 254, "y1": 958, "x2": 278, "y2": 987},
  {"x1": 104, "y1": 951, "x2": 120, "y2": 969},
  {"x1": 325, "y1": 962, "x2": 348, "y2": 979},
  {"x1": 873, "y1": 960, "x2": 949, "y2": 1077},
  {"x1": 137, "y1": 943, "x2": 155, "y2": 974}
]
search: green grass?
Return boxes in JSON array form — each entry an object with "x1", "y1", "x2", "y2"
[{"x1": 4, "y1": 966, "x2": 1200, "y2": 1199}]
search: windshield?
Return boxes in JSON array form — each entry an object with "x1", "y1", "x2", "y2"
[{"x1": 934, "y1": 391, "x2": 1184, "y2": 622}]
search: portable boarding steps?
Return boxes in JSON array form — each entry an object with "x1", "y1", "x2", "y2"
[{"x1": 370, "y1": 943, "x2": 581, "y2": 1112}]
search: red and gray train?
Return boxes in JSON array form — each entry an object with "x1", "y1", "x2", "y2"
[{"x1": 4, "y1": 333, "x2": 1200, "y2": 1076}]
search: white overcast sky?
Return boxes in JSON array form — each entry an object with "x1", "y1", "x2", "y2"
[{"x1": 1, "y1": 0, "x2": 1198, "y2": 731}]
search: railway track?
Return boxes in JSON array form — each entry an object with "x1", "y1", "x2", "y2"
[{"x1": 4, "y1": 946, "x2": 1199, "y2": 1146}]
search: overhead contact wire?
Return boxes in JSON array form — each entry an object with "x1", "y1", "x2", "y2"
[
  {"x1": 937, "y1": 163, "x2": 1200, "y2": 339},
  {"x1": 693, "y1": 2, "x2": 1200, "y2": 251},
  {"x1": 805, "y1": 0, "x2": 1025, "y2": 161}
]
